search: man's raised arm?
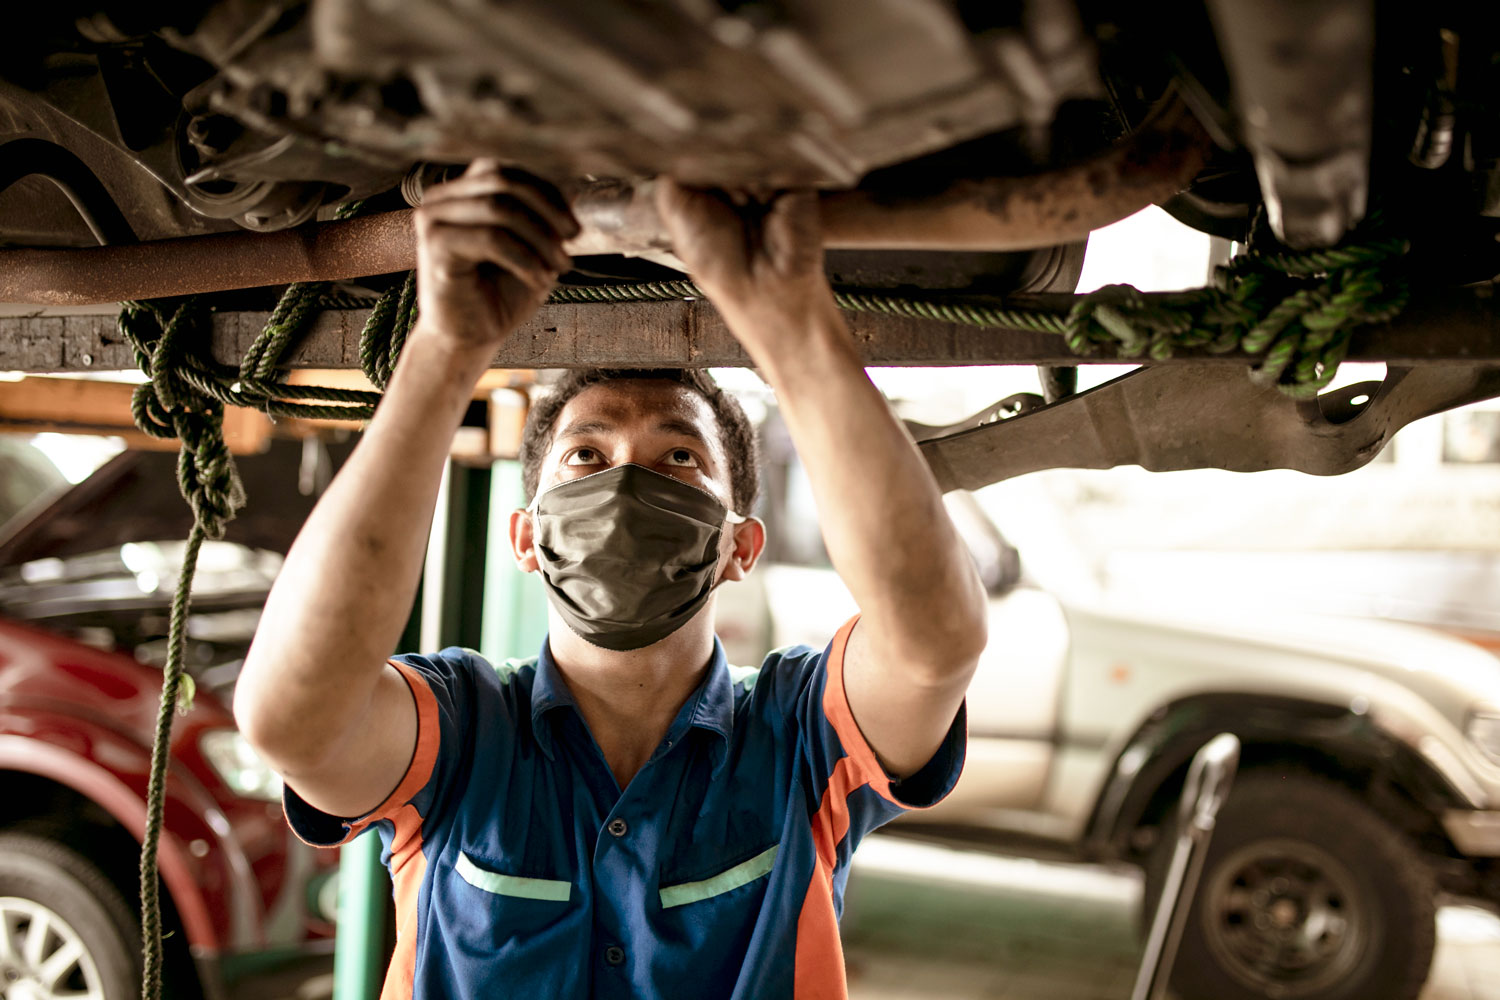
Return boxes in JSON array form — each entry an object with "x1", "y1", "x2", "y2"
[
  {"x1": 657, "y1": 182, "x2": 987, "y2": 779},
  {"x1": 234, "y1": 164, "x2": 577, "y2": 819}
]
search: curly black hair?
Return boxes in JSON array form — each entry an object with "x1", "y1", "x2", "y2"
[{"x1": 519, "y1": 369, "x2": 760, "y2": 513}]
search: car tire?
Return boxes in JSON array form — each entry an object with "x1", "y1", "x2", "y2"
[
  {"x1": 1142, "y1": 769, "x2": 1436, "y2": 1000},
  {"x1": 0, "y1": 832, "x2": 141, "y2": 1000}
]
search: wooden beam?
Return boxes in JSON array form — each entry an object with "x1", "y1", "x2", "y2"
[
  {"x1": 0, "y1": 373, "x2": 533, "y2": 462},
  {"x1": 4, "y1": 287, "x2": 1500, "y2": 373},
  {"x1": 0, "y1": 376, "x2": 273, "y2": 453}
]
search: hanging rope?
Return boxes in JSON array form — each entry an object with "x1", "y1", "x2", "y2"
[
  {"x1": 122, "y1": 285, "x2": 400, "y2": 1000},
  {"x1": 124, "y1": 222, "x2": 1409, "y2": 1000},
  {"x1": 119, "y1": 298, "x2": 244, "y2": 1000}
]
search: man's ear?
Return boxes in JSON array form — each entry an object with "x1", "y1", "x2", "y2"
[
  {"x1": 508, "y1": 508, "x2": 539, "y2": 573},
  {"x1": 720, "y1": 516, "x2": 766, "y2": 583}
]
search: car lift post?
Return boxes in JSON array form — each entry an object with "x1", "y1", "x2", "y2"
[{"x1": 483, "y1": 458, "x2": 549, "y2": 665}]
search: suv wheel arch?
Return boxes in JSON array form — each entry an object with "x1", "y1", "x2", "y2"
[{"x1": 1083, "y1": 694, "x2": 1467, "y2": 869}]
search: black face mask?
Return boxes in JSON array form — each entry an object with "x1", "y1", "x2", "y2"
[{"x1": 530, "y1": 464, "x2": 745, "y2": 651}]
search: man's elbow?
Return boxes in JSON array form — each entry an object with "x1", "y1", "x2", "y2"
[
  {"x1": 232, "y1": 673, "x2": 336, "y2": 780},
  {"x1": 941, "y1": 601, "x2": 989, "y2": 676},
  {"x1": 944, "y1": 565, "x2": 990, "y2": 663},
  {"x1": 901, "y1": 587, "x2": 988, "y2": 687}
]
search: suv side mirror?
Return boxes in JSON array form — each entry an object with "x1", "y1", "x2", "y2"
[{"x1": 943, "y1": 491, "x2": 1023, "y2": 596}]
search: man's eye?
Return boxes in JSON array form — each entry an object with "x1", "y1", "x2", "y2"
[
  {"x1": 566, "y1": 448, "x2": 602, "y2": 466},
  {"x1": 662, "y1": 449, "x2": 698, "y2": 468}
]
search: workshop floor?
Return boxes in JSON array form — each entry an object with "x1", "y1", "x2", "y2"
[{"x1": 842, "y1": 836, "x2": 1500, "y2": 1000}]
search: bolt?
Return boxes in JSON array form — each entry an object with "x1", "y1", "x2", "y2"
[
  {"x1": 185, "y1": 114, "x2": 244, "y2": 157},
  {"x1": 80, "y1": 353, "x2": 93, "y2": 366}
]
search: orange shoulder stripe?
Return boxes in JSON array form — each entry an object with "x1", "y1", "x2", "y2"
[
  {"x1": 819, "y1": 616, "x2": 898, "y2": 804},
  {"x1": 345, "y1": 658, "x2": 443, "y2": 846},
  {"x1": 793, "y1": 755, "x2": 863, "y2": 999},
  {"x1": 378, "y1": 803, "x2": 428, "y2": 1000}
]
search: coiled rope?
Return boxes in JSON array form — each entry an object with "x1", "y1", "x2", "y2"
[{"x1": 127, "y1": 226, "x2": 1406, "y2": 1000}]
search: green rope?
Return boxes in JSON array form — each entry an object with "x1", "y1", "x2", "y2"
[
  {"x1": 122, "y1": 284, "x2": 405, "y2": 1000},
  {"x1": 542, "y1": 233, "x2": 1409, "y2": 399},
  {"x1": 240, "y1": 281, "x2": 331, "y2": 382},
  {"x1": 120, "y1": 298, "x2": 245, "y2": 1000},
  {"x1": 547, "y1": 280, "x2": 1072, "y2": 335},
  {"x1": 360, "y1": 271, "x2": 419, "y2": 389}
]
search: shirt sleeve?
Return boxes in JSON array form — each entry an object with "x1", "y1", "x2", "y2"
[
  {"x1": 282, "y1": 647, "x2": 481, "y2": 850},
  {"x1": 782, "y1": 615, "x2": 968, "y2": 842}
]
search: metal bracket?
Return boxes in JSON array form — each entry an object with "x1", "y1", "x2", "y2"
[{"x1": 919, "y1": 363, "x2": 1500, "y2": 492}]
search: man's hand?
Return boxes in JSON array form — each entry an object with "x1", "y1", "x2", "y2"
[
  {"x1": 415, "y1": 160, "x2": 580, "y2": 347},
  {"x1": 655, "y1": 180, "x2": 837, "y2": 342}
]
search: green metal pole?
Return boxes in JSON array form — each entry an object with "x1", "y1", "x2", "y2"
[
  {"x1": 482, "y1": 459, "x2": 548, "y2": 661},
  {"x1": 332, "y1": 832, "x2": 387, "y2": 1000}
]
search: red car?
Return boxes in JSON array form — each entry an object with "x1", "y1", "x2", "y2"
[{"x1": 0, "y1": 439, "x2": 347, "y2": 1000}]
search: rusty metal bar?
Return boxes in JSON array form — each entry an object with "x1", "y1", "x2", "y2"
[
  {"x1": 0, "y1": 102, "x2": 1212, "y2": 306},
  {"x1": 818, "y1": 99, "x2": 1212, "y2": 251},
  {"x1": 5, "y1": 286, "x2": 1499, "y2": 374},
  {"x1": 0, "y1": 210, "x2": 418, "y2": 307}
]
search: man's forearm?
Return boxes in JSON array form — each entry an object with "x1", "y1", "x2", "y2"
[
  {"x1": 732, "y1": 299, "x2": 987, "y2": 676},
  {"x1": 235, "y1": 327, "x2": 491, "y2": 769}
]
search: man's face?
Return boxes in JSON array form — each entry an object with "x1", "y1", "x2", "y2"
[
  {"x1": 512, "y1": 378, "x2": 765, "y2": 614},
  {"x1": 535, "y1": 379, "x2": 736, "y2": 511}
]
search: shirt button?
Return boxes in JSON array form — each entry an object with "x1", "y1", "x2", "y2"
[
  {"x1": 607, "y1": 818, "x2": 628, "y2": 838},
  {"x1": 604, "y1": 945, "x2": 626, "y2": 966}
]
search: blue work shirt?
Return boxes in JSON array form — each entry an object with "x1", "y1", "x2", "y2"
[{"x1": 285, "y1": 617, "x2": 966, "y2": 999}]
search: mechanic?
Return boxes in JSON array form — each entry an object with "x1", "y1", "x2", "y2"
[{"x1": 236, "y1": 161, "x2": 988, "y2": 999}]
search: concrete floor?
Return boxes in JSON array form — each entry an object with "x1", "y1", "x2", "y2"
[{"x1": 842, "y1": 836, "x2": 1500, "y2": 1000}]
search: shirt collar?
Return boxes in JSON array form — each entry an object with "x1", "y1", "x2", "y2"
[{"x1": 530, "y1": 635, "x2": 735, "y2": 763}]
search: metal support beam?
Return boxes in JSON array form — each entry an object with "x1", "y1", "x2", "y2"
[
  {"x1": 919, "y1": 363, "x2": 1500, "y2": 492},
  {"x1": 5, "y1": 287, "x2": 1500, "y2": 373}
]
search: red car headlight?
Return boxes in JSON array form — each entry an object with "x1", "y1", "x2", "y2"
[{"x1": 200, "y1": 729, "x2": 284, "y2": 801}]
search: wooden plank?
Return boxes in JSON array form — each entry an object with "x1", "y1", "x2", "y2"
[
  {"x1": 5, "y1": 286, "x2": 1500, "y2": 372},
  {"x1": 0, "y1": 375, "x2": 273, "y2": 453},
  {"x1": 0, "y1": 374, "x2": 143, "y2": 425}
]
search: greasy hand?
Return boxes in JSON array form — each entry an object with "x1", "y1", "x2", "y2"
[
  {"x1": 413, "y1": 160, "x2": 579, "y2": 348},
  {"x1": 655, "y1": 180, "x2": 838, "y2": 341}
]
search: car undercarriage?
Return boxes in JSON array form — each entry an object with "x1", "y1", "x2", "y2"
[{"x1": 3, "y1": 0, "x2": 1500, "y2": 484}]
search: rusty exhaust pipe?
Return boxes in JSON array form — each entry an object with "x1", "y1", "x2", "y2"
[
  {"x1": 0, "y1": 210, "x2": 419, "y2": 307},
  {"x1": 0, "y1": 101, "x2": 1210, "y2": 306}
]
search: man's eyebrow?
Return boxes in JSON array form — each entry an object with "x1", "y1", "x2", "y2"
[
  {"x1": 656, "y1": 418, "x2": 709, "y2": 443},
  {"x1": 557, "y1": 419, "x2": 614, "y2": 439}
]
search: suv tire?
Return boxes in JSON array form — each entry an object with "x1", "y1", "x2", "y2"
[
  {"x1": 1144, "y1": 769, "x2": 1436, "y2": 1000},
  {"x1": 0, "y1": 832, "x2": 141, "y2": 1000}
]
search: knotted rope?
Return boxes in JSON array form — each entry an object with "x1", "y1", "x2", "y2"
[
  {"x1": 122, "y1": 284, "x2": 403, "y2": 1000},
  {"x1": 1062, "y1": 237, "x2": 1409, "y2": 397}
]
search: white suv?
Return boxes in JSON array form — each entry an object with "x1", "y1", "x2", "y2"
[{"x1": 719, "y1": 442, "x2": 1500, "y2": 1000}]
